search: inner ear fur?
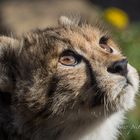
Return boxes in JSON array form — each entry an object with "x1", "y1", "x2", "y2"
[{"x1": 0, "y1": 36, "x2": 19, "y2": 96}]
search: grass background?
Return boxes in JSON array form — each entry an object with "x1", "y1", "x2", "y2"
[{"x1": 111, "y1": 24, "x2": 140, "y2": 140}]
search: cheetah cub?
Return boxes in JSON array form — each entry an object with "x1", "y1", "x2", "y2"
[{"x1": 0, "y1": 16, "x2": 139, "y2": 140}]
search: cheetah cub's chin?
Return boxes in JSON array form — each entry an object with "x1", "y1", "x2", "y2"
[{"x1": 0, "y1": 16, "x2": 139, "y2": 140}]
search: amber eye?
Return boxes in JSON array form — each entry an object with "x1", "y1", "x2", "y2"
[
  {"x1": 99, "y1": 36, "x2": 113, "y2": 53},
  {"x1": 59, "y1": 51, "x2": 80, "y2": 66}
]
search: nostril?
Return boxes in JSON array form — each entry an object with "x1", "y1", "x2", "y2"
[
  {"x1": 114, "y1": 60, "x2": 127, "y2": 74},
  {"x1": 107, "y1": 59, "x2": 128, "y2": 77}
]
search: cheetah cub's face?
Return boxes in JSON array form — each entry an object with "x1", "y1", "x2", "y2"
[
  {"x1": 0, "y1": 16, "x2": 139, "y2": 126},
  {"x1": 50, "y1": 16, "x2": 139, "y2": 117}
]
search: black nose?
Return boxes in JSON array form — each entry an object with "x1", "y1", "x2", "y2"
[{"x1": 107, "y1": 59, "x2": 128, "y2": 77}]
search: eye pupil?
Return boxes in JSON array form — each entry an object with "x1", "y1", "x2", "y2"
[
  {"x1": 100, "y1": 44, "x2": 113, "y2": 53},
  {"x1": 62, "y1": 56, "x2": 74, "y2": 63},
  {"x1": 59, "y1": 55, "x2": 77, "y2": 66},
  {"x1": 59, "y1": 50, "x2": 81, "y2": 66},
  {"x1": 99, "y1": 36, "x2": 113, "y2": 53}
]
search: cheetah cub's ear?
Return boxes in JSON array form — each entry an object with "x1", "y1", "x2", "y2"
[
  {"x1": 58, "y1": 15, "x2": 85, "y2": 26},
  {"x1": 0, "y1": 36, "x2": 19, "y2": 105}
]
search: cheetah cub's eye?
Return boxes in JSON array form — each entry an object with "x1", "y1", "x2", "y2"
[
  {"x1": 99, "y1": 36, "x2": 113, "y2": 53},
  {"x1": 59, "y1": 50, "x2": 81, "y2": 66}
]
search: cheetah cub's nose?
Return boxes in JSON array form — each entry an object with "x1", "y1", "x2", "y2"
[{"x1": 107, "y1": 59, "x2": 128, "y2": 77}]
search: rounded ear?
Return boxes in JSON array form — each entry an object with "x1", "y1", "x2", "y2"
[
  {"x1": 0, "y1": 36, "x2": 19, "y2": 105},
  {"x1": 58, "y1": 14, "x2": 85, "y2": 27}
]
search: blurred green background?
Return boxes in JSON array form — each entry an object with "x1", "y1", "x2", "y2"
[
  {"x1": 0, "y1": 0, "x2": 139, "y2": 139},
  {"x1": 112, "y1": 24, "x2": 140, "y2": 140}
]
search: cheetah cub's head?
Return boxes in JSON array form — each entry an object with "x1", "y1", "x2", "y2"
[{"x1": 0, "y1": 16, "x2": 139, "y2": 125}]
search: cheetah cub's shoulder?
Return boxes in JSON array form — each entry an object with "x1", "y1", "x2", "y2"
[{"x1": 0, "y1": 16, "x2": 139, "y2": 140}]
